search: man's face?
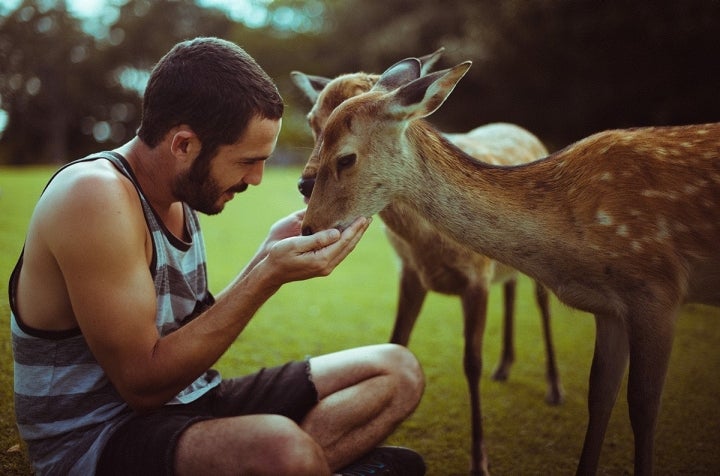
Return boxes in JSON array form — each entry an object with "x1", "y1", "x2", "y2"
[{"x1": 174, "y1": 117, "x2": 282, "y2": 215}]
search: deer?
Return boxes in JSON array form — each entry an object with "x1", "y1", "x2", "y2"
[
  {"x1": 291, "y1": 50, "x2": 563, "y2": 476},
  {"x1": 300, "y1": 56, "x2": 720, "y2": 476}
]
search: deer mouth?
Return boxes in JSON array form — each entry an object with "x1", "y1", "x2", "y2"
[{"x1": 301, "y1": 219, "x2": 351, "y2": 236}]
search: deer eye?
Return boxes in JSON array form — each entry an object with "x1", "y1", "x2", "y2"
[{"x1": 336, "y1": 153, "x2": 357, "y2": 173}]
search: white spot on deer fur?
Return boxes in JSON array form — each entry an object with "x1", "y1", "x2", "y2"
[
  {"x1": 617, "y1": 224, "x2": 629, "y2": 237},
  {"x1": 631, "y1": 241, "x2": 643, "y2": 252},
  {"x1": 674, "y1": 222, "x2": 689, "y2": 233},
  {"x1": 656, "y1": 217, "x2": 670, "y2": 241},
  {"x1": 696, "y1": 128, "x2": 709, "y2": 135},
  {"x1": 684, "y1": 184, "x2": 700, "y2": 195},
  {"x1": 596, "y1": 210, "x2": 613, "y2": 225},
  {"x1": 642, "y1": 190, "x2": 663, "y2": 198},
  {"x1": 599, "y1": 171, "x2": 613, "y2": 181}
]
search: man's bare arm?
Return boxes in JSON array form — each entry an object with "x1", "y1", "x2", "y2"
[{"x1": 41, "y1": 169, "x2": 369, "y2": 411}]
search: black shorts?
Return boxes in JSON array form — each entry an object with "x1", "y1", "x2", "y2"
[{"x1": 96, "y1": 360, "x2": 318, "y2": 476}]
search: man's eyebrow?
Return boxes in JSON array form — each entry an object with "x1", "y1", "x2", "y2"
[{"x1": 242, "y1": 155, "x2": 270, "y2": 162}]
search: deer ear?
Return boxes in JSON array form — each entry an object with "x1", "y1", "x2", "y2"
[
  {"x1": 386, "y1": 61, "x2": 472, "y2": 120},
  {"x1": 418, "y1": 47, "x2": 445, "y2": 75},
  {"x1": 374, "y1": 58, "x2": 422, "y2": 92},
  {"x1": 290, "y1": 71, "x2": 331, "y2": 103}
]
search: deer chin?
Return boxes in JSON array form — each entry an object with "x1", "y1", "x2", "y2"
[
  {"x1": 301, "y1": 214, "x2": 366, "y2": 236},
  {"x1": 333, "y1": 217, "x2": 358, "y2": 233}
]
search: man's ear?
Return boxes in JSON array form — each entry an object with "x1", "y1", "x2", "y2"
[{"x1": 169, "y1": 127, "x2": 200, "y2": 162}]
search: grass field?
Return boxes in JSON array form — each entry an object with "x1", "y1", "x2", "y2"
[{"x1": 1, "y1": 164, "x2": 719, "y2": 475}]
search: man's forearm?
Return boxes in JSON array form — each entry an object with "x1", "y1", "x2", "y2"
[{"x1": 122, "y1": 260, "x2": 281, "y2": 411}]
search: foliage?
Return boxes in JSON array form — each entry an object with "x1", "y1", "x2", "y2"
[
  {"x1": 2, "y1": 0, "x2": 719, "y2": 164},
  {"x1": 1, "y1": 166, "x2": 719, "y2": 474},
  {"x1": 313, "y1": 0, "x2": 720, "y2": 148}
]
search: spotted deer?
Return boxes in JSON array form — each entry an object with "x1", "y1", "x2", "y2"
[
  {"x1": 291, "y1": 51, "x2": 563, "y2": 476},
  {"x1": 300, "y1": 57, "x2": 720, "y2": 476}
]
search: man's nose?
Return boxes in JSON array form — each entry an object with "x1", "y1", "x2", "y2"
[{"x1": 245, "y1": 161, "x2": 265, "y2": 186}]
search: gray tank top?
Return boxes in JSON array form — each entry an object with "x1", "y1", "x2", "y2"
[{"x1": 9, "y1": 151, "x2": 220, "y2": 475}]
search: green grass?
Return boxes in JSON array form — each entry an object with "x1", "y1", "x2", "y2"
[{"x1": 1, "y1": 165, "x2": 719, "y2": 475}]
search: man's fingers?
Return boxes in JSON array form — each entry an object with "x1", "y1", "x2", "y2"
[
  {"x1": 325, "y1": 217, "x2": 371, "y2": 263},
  {"x1": 306, "y1": 228, "x2": 342, "y2": 251}
]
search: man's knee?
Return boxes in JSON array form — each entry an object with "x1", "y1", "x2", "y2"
[
  {"x1": 259, "y1": 415, "x2": 330, "y2": 475},
  {"x1": 381, "y1": 343, "x2": 425, "y2": 412}
]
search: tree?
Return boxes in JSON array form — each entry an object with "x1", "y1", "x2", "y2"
[
  {"x1": 313, "y1": 0, "x2": 720, "y2": 148},
  {"x1": 0, "y1": 0, "x2": 98, "y2": 163},
  {"x1": 0, "y1": 0, "x2": 235, "y2": 164},
  {"x1": 2, "y1": 0, "x2": 718, "y2": 164}
]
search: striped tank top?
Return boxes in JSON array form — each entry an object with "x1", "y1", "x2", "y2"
[{"x1": 9, "y1": 152, "x2": 221, "y2": 475}]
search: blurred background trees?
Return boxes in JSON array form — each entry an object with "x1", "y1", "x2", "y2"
[{"x1": 1, "y1": 0, "x2": 718, "y2": 165}]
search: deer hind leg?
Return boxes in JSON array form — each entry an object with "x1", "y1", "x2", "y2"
[
  {"x1": 535, "y1": 282, "x2": 564, "y2": 405},
  {"x1": 389, "y1": 265, "x2": 427, "y2": 346},
  {"x1": 491, "y1": 278, "x2": 516, "y2": 381},
  {"x1": 461, "y1": 285, "x2": 491, "y2": 476},
  {"x1": 576, "y1": 313, "x2": 629, "y2": 476},
  {"x1": 627, "y1": 309, "x2": 676, "y2": 476}
]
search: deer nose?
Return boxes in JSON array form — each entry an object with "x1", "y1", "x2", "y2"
[
  {"x1": 298, "y1": 176, "x2": 315, "y2": 198},
  {"x1": 302, "y1": 226, "x2": 313, "y2": 236}
]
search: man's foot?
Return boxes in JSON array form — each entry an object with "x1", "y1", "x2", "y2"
[{"x1": 337, "y1": 446, "x2": 426, "y2": 475}]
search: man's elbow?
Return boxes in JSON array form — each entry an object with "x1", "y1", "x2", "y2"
[{"x1": 115, "y1": 379, "x2": 173, "y2": 413}]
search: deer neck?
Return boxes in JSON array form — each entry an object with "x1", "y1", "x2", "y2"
[
  {"x1": 383, "y1": 121, "x2": 720, "y2": 313},
  {"x1": 396, "y1": 122, "x2": 566, "y2": 283}
]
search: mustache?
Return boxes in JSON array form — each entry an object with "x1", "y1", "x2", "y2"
[{"x1": 228, "y1": 182, "x2": 249, "y2": 194}]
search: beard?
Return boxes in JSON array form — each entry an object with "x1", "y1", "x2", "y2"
[{"x1": 172, "y1": 154, "x2": 248, "y2": 215}]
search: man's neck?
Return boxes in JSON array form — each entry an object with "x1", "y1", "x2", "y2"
[{"x1": 114, "y1": 137, "x2": 185, "y2": 233}]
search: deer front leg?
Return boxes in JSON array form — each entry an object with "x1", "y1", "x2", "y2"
[
  {"x1": 461, "y1": 285, "x2": 490, "y2": 476},
  {"x1": 576, "y1": 313, "x2": 629, "y2": 476},
  {"x1": 389, "y1": 265, "x2": 427, "y2": 346},
  {"x1": 535, "y1": 282, "x2": 564, "y2": 405},
  {"x1": 491, "y1": 278, "x2": 516, "y2": 381},
  {"x1": 627, "y1": 310, "x2": 676, "y2": 476}
]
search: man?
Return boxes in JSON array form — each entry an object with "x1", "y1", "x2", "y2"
[{"x1": 9, "y1": 37, "x2": 425, "y2": 476}]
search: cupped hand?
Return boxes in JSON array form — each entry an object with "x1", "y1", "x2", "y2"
[{"x1": 261, "y1": 215, "x2": 371, "y2": 285}]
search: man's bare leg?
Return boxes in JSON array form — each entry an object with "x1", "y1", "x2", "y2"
[
  {"x1": 175, "y1": 413, "x2": 331, "y2": 476},
  {"x1": 302, "y1": 343, "x2": 425, "y2": 470},
  {"x1": 175, "y1": 344, "x2": 424, "y2": 475}
]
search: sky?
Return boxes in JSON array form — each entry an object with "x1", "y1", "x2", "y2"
[
  {"x1": 0, "y1": 0, "x2": 107, "y2": 17},
  {"x1": 0, "y1": 0, "x2": 269, "y2": 24}
]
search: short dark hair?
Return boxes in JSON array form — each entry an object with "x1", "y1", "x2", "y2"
[{"x1": 137, "y1": 37, "x2": 284, "y2": 159}]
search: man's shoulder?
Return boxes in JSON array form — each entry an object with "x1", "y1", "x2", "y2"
[
  {"x1": 30, "y1": 157, "x2": 146, "y2": 250},
  {"x1": 40, "y1": 157, "x2": 138, "y2": 212}
]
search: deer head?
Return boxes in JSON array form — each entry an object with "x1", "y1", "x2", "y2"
[
  {"x1": 291, "y1": 48, "x2": 446, "y2": 201},
  {"x1": 301, "y1": 58, "x2": 472, "y2": 235}
]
